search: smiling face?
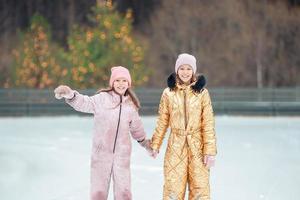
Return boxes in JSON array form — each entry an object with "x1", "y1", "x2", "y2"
[
  {"x1": 177, "y1": 64, "x2": 194, "y2": 84},
  {"x1": 113, "y1": 77, "x2": 129, "y2": 95}
]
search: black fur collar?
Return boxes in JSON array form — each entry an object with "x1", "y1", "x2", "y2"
[{"x1": 167, "y1": 72, "x2": 206, "y2": 93}]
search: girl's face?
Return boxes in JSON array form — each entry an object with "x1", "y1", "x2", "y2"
[
  {"x1": 177, "y1": 64, "x2": 193, "y2": 84},
  {"x1": 113, "y1": 78, "x2": 129, "y2": 95}
]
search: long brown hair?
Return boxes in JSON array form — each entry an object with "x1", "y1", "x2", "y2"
[{"x1": 97, "y1": 87, "x2": 141, "y2": 109}]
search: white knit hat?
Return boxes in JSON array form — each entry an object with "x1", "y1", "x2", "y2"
[{"x1": 175, "y1": 53, "x2": 197, "y2": 74}]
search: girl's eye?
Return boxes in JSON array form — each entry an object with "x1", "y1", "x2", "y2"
[{"x1": 180, "y1": 67, "x2": 191, "y2": 71}]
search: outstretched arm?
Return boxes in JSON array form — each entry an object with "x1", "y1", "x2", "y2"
[{"x1": 54, "y1": 85, "x2": 98, "y2": 114}]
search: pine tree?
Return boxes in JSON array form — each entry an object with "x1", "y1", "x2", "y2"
[
  {"x1": 67, "y1": 0, "x2": 149, "y2": 89},
  {"x1": 11, "y1": 14, "x2": 68, "y2": 88}
]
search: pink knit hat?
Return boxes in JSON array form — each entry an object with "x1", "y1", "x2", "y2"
[
  {"x1": 175, "y1": 53, "x2": 197, "y2": 74},
  {"x1": 109, "y1": 66, "x2": 132, "y2": 87}
]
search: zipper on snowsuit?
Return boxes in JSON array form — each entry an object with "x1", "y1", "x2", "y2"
[
  {"x1": 183, "y1": 89, "x2": 188, "y2": 130},
  {"x1": 113, "y1": 95, "x2": 122, "y2": 153}
]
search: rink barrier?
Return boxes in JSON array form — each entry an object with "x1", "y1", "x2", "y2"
[{"x1": 0, "y1": 88, "x2": 300, "y2": 116}]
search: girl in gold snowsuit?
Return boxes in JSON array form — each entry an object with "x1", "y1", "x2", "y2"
[{"x1": 150, "y1": 53, "x2": 217, "y2": 200}]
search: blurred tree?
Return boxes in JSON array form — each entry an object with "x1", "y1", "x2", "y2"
[
  {"x1": 237, "y1": 0, "x2": 300, "y2": 87},
  {"x1": 287, "y1": 0, "x2": 300, "y2": 6},
  {"x1": 10, "y1": 14, "x2": 69, "y2": 88},
  {"x1": 146, "y1": 0, "x2": 300, "y2": 87},
  {"x1": 66, "y1": 0, "x2": 149, "y2": 89},
  {"x1": 0, "y1": 0, "x2": 96, "y2": 88},
  {"x1": 1, "y1": 0, "x2": 300, "y2": 88},
  {"x1": 113, "y1": 0, "x2": 160, "y2": 28}
]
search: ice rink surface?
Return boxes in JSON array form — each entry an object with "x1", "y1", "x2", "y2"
[{"x1": 0, "y1": 116, "x2": 300, "y2": 200}]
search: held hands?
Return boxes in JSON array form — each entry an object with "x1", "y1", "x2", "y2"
[
  {"x1": 150, "y1": 149, "x2": 158, "y2": 158},
  {"x1": 138, "y1": 139, "x2": 152, "y2": 154},
  {"x1": 204, "y1": 155, "x2": 215, "y2": 168},
  {"x1": 138, "y1": 139, "x2": 158, "y2": 158},
  {"x1": 54, "y1": 85, "x2": 74, "y2": 100}
]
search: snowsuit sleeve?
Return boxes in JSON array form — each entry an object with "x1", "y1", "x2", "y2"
[
  {"x1": 151, "y1": 89, "x2": 170, "y2": 151},
  {"x1": 129, "y1": 108, "x2": 146, "y2": 142},
  {"x1": 201, "y1": 89, "x2": 217, "y2": 156},
  {"x1": 66, "y1": 91, "x2": 100, "y2": 114}
]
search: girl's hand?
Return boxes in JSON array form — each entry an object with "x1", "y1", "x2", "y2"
[
  {"x1": 139, "y1": 139, "x2": 150, "y2": 149},
  {"x1": 138, "y1": 139, "x2": 154, "y2": 155},
  {"x1": 204, "y1": 155, "x2": 215, "y2": 168},
  {"x1": 150, "y1": 150, "x2": 158, "y2": 159},
  {"x1": 54, "y1": 85, "x2": 74, "y2": 99},
  {"x1": 138, "y1": 139, "x2": 158, "y2": 158}
]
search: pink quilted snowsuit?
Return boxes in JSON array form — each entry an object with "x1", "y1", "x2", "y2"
[{"x1": 66, "y1": 90, "x2": 146, "y2": 200}]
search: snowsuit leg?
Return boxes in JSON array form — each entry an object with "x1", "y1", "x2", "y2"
[
  {"x1": 187, "y1": 150, "x2": 210, "y2": 200},
  {"x1": 163, "y1": 134, "x2": 188, "y2": 200},
  {"x1": 187, "y1": 133, "x2": 210, "y2": 200},
  {"x1": 112, "y1": 156, "x2": 132, "y2": 200},
  {"x1": 90, "y1": 153, "x2": 114, "y2": 200},
  {"x1": 163, "y1": 132, "x2": 211, "y2": 200}
]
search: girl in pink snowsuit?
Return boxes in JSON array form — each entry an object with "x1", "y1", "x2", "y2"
[{"x1": 54, "y1": 66, "x2": 151, "y2": 200}]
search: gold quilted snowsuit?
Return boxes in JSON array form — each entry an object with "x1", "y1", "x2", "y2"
[{"x1": 151, "y1": 83, "x2": 217, "y2": 200}]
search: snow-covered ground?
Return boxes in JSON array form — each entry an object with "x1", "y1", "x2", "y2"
[{"x1": 0, "y1": 116, "x2": 300, "y2": 200}]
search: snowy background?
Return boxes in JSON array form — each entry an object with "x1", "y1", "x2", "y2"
[{"x1": 0, "y1": 116, "x2": 300, "y2": 200}]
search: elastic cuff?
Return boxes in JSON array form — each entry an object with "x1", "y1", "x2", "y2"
[
  {"x1": 203, "y1": 151, "x2": 217, "y2": 156},
  {"x1": 66, "y1": 91, "x2": 77, "y2": 102},
  {"x1": 151, "y1": 144, "x2": 159, "y2": 151},
  {"x1": 68, "y1": 92, "x2": 76, "y2": 100},
  {"x1": 137, "y1": 138, "x2": 145, "y2": 143}
]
